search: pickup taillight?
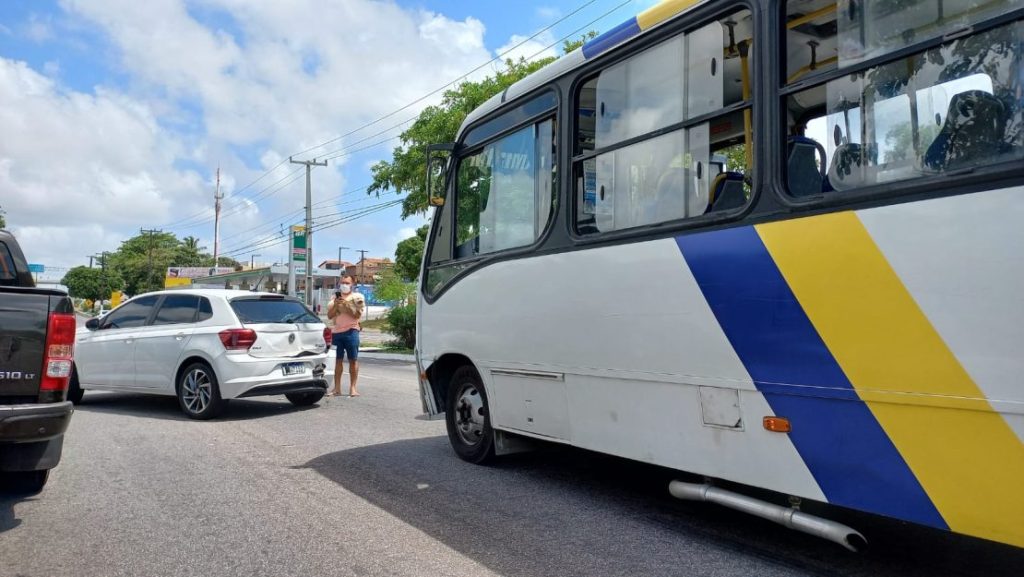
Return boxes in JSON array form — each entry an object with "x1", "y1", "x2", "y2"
[
  {"x1": 40, "y1": 312, "x2": 76, "y2": 392},
  {"x1": 219, "y1": 328, "x2": 257, "y2": 351}
]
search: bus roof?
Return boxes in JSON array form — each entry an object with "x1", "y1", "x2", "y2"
[{"x1": 457, "y1": 0, "x2": 709, "y2": 139}]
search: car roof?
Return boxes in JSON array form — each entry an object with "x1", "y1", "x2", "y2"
[{"x1": 131, "y1": 289, "x2": 297, "y2": 301}]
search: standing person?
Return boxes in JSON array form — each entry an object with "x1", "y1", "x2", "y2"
[{"x1": 327, "y1": 275, "x2": 364, "y2": 397}]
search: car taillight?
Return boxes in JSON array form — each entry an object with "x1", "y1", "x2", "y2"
[
  {"x1": 40, "y1": 312, "x2": 76, "y2": 392},
  {"x1": 323, "y1": 327, "x2": 332, "y2": 348},
  {"x1": 219, "y1": 328, "x2": 257, "y2": 351}
]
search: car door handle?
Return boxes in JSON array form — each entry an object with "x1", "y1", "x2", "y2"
[
  {"x1": 124, "y1": 338, "x2": 134, "y2": 344},
  {"x1": 175, "y1": 333, "x2": 186, "y2": 341}
]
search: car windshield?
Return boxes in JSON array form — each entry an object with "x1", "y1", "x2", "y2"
[{"x1": 230, "y1": 298, "x2": 319, "y2": 324}]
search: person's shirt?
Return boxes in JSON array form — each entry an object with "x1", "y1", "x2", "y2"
[{"x1": 330, "y1": 293, "x2": 364, "y2": 333}]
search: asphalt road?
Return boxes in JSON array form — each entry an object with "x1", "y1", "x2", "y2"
[{"x1": 2, "y1": 359, "x2": 1021, "y2": 577}]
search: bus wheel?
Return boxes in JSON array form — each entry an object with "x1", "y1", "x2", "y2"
[{"x1": 445, "y1": 365, "x2": 495, "y2": 464}]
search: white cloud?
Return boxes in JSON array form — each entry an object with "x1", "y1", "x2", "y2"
[
  {"x1": 25, "y1": 14, "x2": 54, "y2": 43},
  {"x1": 0, "y1": 58, "x2": 202, "y2": 266},
  {"x1": 2, "y1": 0, "x2": 500, "y2": 269},
  {"x1": 496, "y1": 31, "x2": 558, "y2": 64},
  {"x1": 536, "y1": 6, "x2": 561, "y2": 21}
]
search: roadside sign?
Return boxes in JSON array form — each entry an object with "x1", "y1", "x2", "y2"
[
  {"x1": 28, "y1": 263, "x2": 45, "y2": 273},
  {"x1": 291, "y1": 226, "x2": 307, "y2": 262}
]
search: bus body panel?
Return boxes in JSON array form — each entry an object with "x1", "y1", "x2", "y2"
[{"x1": 419, "y1": 185, "x2": 1024, "y2": 547}]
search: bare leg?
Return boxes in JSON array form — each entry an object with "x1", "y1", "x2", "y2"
[
  {"x1": 333, "y1": 358, "x2": 344, "y2": 396},
  {"x1": 348, "y1": 360, "x2": 360, "y2": 396}
]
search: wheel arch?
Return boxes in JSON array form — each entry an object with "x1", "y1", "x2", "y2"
[
  {"x1": 175, "y1": 355, "x2": 215, "y2": 392},
  {"x1": 426, "y1": 353, "x2": 479, "y2": 413}
]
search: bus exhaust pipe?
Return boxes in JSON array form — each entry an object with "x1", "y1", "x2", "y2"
[{"x1": 669, "y1": 480, "x2": 867, "y2": 552}]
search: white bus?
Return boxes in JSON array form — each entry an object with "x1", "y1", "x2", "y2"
[{"x1": 415, "y1": 0, "x2": 1024, "y2": 551}]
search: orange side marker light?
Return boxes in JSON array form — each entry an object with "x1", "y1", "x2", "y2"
[{"x1": 763, "y1": 416, "x2": 791, "y2": 433}]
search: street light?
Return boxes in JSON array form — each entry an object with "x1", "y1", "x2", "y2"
[{"x1": 251, "y1": 254, "x2": 261, "y2": 270}]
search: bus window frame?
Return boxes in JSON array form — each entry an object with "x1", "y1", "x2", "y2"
[
  {"x1": 421, "y1": 90, "x2": 560, "y2": 300},
  {"x1": 566, "y1": 1, "x2": 761, "y2": 243},
  {"x1": 773, "y1": 4, "x2": 1024, "y2": 211}
]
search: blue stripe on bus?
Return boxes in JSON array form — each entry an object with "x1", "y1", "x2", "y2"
[
  {"x1": 582, "y1": 18, "x2": 642, "y2": 60},
  {"x1": 675, "y1": 226, "x2": 947, "y2": 529}
]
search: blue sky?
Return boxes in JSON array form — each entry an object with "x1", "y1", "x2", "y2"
[{"x1": 0, "y1": 0, "x2": 655, "y2": 278}]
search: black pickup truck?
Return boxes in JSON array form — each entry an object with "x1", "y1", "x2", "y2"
[{"x1": 0, "y1": 230, "x2": 75, "y2": 493}]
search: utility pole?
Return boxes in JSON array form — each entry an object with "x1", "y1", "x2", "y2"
[
  {"x1": 356, "y1": 249, "x2": 368, "y2": 285},
  {"x1": 213, "y1": 167, "x2": 223, "y2": 268},
  {"x1": 289, "y1": 156, "x2": 327, "y2": 305},
  {"x1": 251, "y1": 254, "x2": 260, "y2": 270},
  {"x1": 91, "y1": 252, "x2": 108, "y2": 313},
  {"x1": 140, "y1": 228, "x2": 162, "y2": 292}
]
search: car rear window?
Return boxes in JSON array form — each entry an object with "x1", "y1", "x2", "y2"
[{"x1": 230, "y1": 298, "x2": 320, "y2": 324}]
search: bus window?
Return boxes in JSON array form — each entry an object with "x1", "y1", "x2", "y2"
[
  {"x1": 785, "y1": 15, "x2": 1023, "y2": 196},
  {"x1": 453, "y1": 120, "x2": 554, "y2": 259},
  {"x1": 837, "y1": 0, "x2": 1019, "y2": 68},
  {"x1": 575, "y1": 8, "x2": 754, "y2": 235}
]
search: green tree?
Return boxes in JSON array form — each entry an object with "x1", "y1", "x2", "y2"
[
  {"x1": 0, "y1": 204, "x2": 6, "y2": 229},
  {"x1": 175, "y1": 236, "x2": 207, "y2": 266},
  {"x1": 368, "y1": 36, "x2": 596, "y2": 219},
  {"x1": 61, "y1": 266, "x2": 125, "y2": 301},
  {"x1": 394, "y1": 225, "x2": 429, "y2": 281},
  {"x1": 108, "y1": 231, "x2": 181, "y2": 295},
  {"x1": 374, "y1": 267, "x2": 416, "y2": 304}
]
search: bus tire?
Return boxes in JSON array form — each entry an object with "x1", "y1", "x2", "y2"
[{"x1": 445, "y1": 365, "x2": 495, "y2": 464}]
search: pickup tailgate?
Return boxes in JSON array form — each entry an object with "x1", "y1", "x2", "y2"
[{"x1": 0, "y1": 287, "x2": 73, "y2": 400}]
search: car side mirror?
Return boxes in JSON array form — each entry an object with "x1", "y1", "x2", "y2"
[{"x1": 85, "y1": 318, "x2": 100, "y2": 330}]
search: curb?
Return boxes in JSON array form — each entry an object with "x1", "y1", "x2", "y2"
[{"x1": 358, "y1": 351, "x2": 416, "y2": 362}]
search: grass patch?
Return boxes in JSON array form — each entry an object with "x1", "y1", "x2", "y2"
[
  {"x1": 382, "y1": 340, "x2": 414, "y2": 355},
  {"x1": 360, "y1": 317, "x2": 389, "y2": 331}
]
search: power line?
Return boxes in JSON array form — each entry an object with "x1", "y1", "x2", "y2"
[
  {"x1": 288, "y1": 0, "x2": 605, "y2": 160},
  {"x1": 218, "y1": 199, "x2": 403, "y2": 259},
  {"x1": 157, "y1": 0, "x2": 606, "y2": 230}
]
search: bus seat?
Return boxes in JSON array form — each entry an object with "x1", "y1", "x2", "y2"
[
  {"x1": 455, "y1": 236, "x2": 478, "y2": 259},
  {"x1": 826, "y1": 143, "x2": 875, "y2": 191},
  {"x1": 924, "y1": 90, "x2": 1006, "y2": 171},
  {"x1": 709, "y1": 171, "x2": 746, "y2": 212},
  {"x1": 787, "y1": 136, "x2": 826, "y2": 197}
]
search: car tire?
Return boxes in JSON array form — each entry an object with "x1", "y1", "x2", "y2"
[
  {"x1": 1, "y1": 470, "x2": 49, "y2": 495},
  {"x1": 285, "y1": 391, "x2": 325, "y2": 406},
  {"x1": 176, "y1": 362, "x2": 226, "y2": 420},
  {"x1": 445, "y1": 365, "x2": 495, "y2": 464},
  {"x1": 67, "y1": 366, "x2": 84, "y2": 405}
]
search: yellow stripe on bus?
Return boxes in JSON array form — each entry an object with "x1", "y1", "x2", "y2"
[
  {"x1": 756, "y1": 212, "x2": 1024, "y2": 548},
  {"x1": 637, "y1": 0, "x2": 704, "y2": 31}
]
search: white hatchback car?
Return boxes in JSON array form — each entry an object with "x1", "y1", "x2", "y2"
[{"x1": 71, "y1": 289, "x2": 332, "y2": 419}]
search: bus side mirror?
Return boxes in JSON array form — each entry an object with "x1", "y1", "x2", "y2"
[{"x1": 426, "y1": 143, "x2": 456, "y2": 208}]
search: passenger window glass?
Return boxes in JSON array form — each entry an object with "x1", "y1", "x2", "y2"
[
  {"x1": 785, "y1": 1, "x2": 1018, "y2": 83},
  {"x1": 576, "y1": 9, "x2": 755, "y2": 234},
  {"x1": 837, "y1": 0, "x2": 1018, "y2": 68},
  {"x1": 455, "y1": 120, "x2": 554, "y2": 259},
  {"x1": 197, "y1": 297, "x2": 213, "y2": 322},
  {"x1": 101, "y1": 296, "x2": 159, "y2": 329},
  {"x1": 786, "y1": 20, "x2": 1023, "y2": 196},
  {"x1": 152, "y1": 295, "x2": 200, "y2": 325}
]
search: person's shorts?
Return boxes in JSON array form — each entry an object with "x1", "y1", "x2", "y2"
[{"x1": 332, "y1": 329, "x2": 359, "y2": 361}]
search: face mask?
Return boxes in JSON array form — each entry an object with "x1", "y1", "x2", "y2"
[{"x1": 340, "y1": 284, "x2": 352, "y2": 294}]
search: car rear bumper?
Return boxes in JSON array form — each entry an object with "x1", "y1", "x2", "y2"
[
  {"x1": 236, "y1": 379, "x2": 328, "y2": 398},
  {"x1": 216, "y1": 354, "x2": 331, "y2": 399},
  {"x1": 0, "y1": 401, "x2": 73, "y2": 443},
  {"x1": 0, "y1": 401, "x2": 73, "y2": 472}
]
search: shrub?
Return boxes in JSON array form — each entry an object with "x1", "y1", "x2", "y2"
[{"x1": 385, "y1": 303, "x2": 416, "y2": 349}]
